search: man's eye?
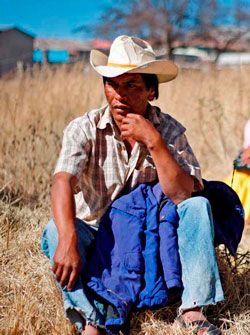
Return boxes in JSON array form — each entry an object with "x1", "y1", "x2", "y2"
[
  {"x1": 106, "y1": 81, "x2": 116, "y2": 88},
  {"x1": 127, "y1": 83, "x2": 136, "y2": 88}
]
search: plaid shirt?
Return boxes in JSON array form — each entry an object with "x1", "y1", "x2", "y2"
[{"x1": 55, "y1": 105, "x2": 202, "y2": 227}]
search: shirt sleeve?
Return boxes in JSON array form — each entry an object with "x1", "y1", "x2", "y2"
[
  {"x1": 54, "y1": 119, "x2": 91, "y2": 179},
  {"x1": 168, "y1": 133, "x2": 203, "y2": 191}
]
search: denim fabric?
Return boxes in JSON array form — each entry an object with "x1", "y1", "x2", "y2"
[
  {"x1": 40, "y1": 218, "x2": 108, "y2": 333},
  {"x1": 87, "y1": 182, "x2": 182, "y2": 328},
  {"x1": 87, "y1": 207, "x2": 144, "y2": 327},
  {"x1": 41, "y1": 196, "x2": 224, "y2": 332},
  {"x1": 177, "y1": 196, "x2": 224, "y2": 310},
  {"x1": 158, "y1": 198, "x2": 182, "y2": 289},
  {"x1": 137, "y1": 185, "x2": 182, "y2": 308}
]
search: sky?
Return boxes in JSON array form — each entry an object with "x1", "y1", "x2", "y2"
[
  {"x1": 0, "y1": 0, "x2": 249, "y2": 41},
  {"x1": 0, "y1": 0, "x2": 115, "y2": 40}
]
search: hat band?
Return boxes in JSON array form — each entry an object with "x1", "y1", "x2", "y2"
[{"x1": 107, "y1": 62, "x2": 138, "y2": 68}]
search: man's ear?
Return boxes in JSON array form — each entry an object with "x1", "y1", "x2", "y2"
[{"x1": 148, "y1": 88, "x2": 155, "y2": 101}]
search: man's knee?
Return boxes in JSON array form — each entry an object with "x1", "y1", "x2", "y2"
[
  {"x1": 180, "y1": 196, "x2": 211, "y2": 212},
  {"x1": 46, "y1": 218, "x2": 58, "y2": 234},
  {"x1": 177, "y1": 196, "x2": 214, "y2": 233}
]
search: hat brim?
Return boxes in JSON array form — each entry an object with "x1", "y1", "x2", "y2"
[{"x1": 90, "y1": 49, "x2": 178, "y2": 83}]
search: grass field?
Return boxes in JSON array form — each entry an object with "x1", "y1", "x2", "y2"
[{"x1": 0, "y1": 64, "x2": 249, "y2": 334}]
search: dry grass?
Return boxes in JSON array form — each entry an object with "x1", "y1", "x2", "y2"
[{"x1": 0, "y1": 63, "x2": 250, "y2": 334}]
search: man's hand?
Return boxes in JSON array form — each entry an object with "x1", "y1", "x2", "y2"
[
  {"x1": 120, "y1": 113, "x2": 160, "y2": 148},
  {"x1": 51, "y1": 172, "x2": 81, "y2": 291},
  {"x1": 52, "y1": 235, "x2": 82, "y2": 291},
  {"x1": 241, "y1": 147, "x2": 250, "y2": 165},
  {"x1": 120, "y1": 113, "x2": 193, "y2": 203}
]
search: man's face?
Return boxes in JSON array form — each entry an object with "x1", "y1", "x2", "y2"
[{"x1": 104, "y1": 73, "x2": 154, "y2": 129}]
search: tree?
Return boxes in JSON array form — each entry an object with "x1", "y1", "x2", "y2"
[
  {"x1": 191, "y1": 0, "x2": 250, "y2": 61},
  {"x1": 75, "y1": 0, "x2": 199, "y2": 59},
  {"x1": 75, "y1": 0, "x2": 250, "y2": 60}
]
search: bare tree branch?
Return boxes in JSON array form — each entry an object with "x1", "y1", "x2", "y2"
[{"x1": 73, "y1": 0, "x2": 250, "y2": 61}]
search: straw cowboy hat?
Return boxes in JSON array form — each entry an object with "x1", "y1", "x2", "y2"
[{"x1": 90, "y1": 35, "x2": 178, "y2": 83}]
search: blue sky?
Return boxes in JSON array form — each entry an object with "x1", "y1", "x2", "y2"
[
  {"x1": 0, "y1": 0, "x2": 114, "y2": 39},
  {"x1": 1, "y1": 0, "x2": 249, "y2": 40}
]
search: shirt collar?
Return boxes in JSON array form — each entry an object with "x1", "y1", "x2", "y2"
[
  {"x1": 147, "y1": 105, "x2": 161, "y2": 127},
  {"x1": 97, "y1": 105, "x2": 113, "y2": 130}
]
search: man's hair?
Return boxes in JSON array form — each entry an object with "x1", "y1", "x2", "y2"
[
  {"x1": 102, "y1": 74, "x2": 159, "y2": 100},
  {"x1": 141, "y1": 74, "x2": 159, "y2": 100}
]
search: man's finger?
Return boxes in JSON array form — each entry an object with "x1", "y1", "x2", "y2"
[
  {"x1": 67, "y1": 268, "x2": 78, "y2": 291},
  {"x1": 120, "y1": 124, "x2": 129, "y2": 131},
  {"x1": 121, "y1": 130, "x2": 130, "y2": 138},
  {"x1": 121, "y1": 118, "x2": 130, "y2": 125},
  {"x1": 125, "y1": 113, "x2": 140, "y2": 119},
  {"x1": 60, "y1": 267, "x2": 71, "y2": 287},
  {"x1": 55, "y1": 265, "x2": 63, "y2": 282},
  {"x1": 52, "y1": 263, "x2": 57, "y2": 274}
]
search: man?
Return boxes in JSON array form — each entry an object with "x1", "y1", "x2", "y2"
[{"x1": 41, "y1": 35, "x2": 224, "y2": 335}]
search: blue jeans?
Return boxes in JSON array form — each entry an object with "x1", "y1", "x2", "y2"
[
  {"x1": 41, "y1": 196, "x2": 224, "y2": 332},
  {"x1": 177, "y1": 197, "x2": 224, "y2": 311}
]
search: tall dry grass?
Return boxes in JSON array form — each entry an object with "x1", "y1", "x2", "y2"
[
  {"x1": 0, "y1": 63, "x2": 249, "y2": 334},
  {"x1": 0, "y1": 63, "x2": 106, "y2": 206}
]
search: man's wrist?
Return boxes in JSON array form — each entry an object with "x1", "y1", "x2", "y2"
[
  {"x1": 58, "y1": 225, "x2": 77, "y2": 242},
  {"x1": 145, "y1": 132, "x2": 163, "y2": 151}
]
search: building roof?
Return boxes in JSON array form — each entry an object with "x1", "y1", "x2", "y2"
[
  {"x1": 34, "y1": 38, "x2": 92, "y2": 52},
  {"x1": 91, "y1": 39, "x2": 112, "y2": 49},
  {"x1": 34, "y1": 38, "x2": 113, "y2": 53},
  {"x1": 0, "y1": 25, "x2": 35, "y2": 38}
]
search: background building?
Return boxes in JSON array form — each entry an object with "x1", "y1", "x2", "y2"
[{"x1": 0, "y1": 26, "x2": 35, "y2": 76}]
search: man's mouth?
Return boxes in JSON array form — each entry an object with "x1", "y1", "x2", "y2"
[{"x1": 114, "y1": 105, "x2": 129, "y2": 111}]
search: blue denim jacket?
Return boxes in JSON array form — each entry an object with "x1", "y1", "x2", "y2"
[{"x1": 86, "y1": 182, "x2": 182, "y2": 328}]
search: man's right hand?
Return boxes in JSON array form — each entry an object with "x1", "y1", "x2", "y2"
[
  {"x1": 51, "y1": 172, "x2": 81, "y2": 291},
  {"x1": 241, "y1": 147, "x2": 250, "y2": 165},
  {"x1": 52, "y1": 235, "x2": 82, "y2": 290}
]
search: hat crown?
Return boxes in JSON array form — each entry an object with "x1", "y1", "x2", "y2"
[{"x1": 108, "y1": 35, "x2": 156, "y2": 66}]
